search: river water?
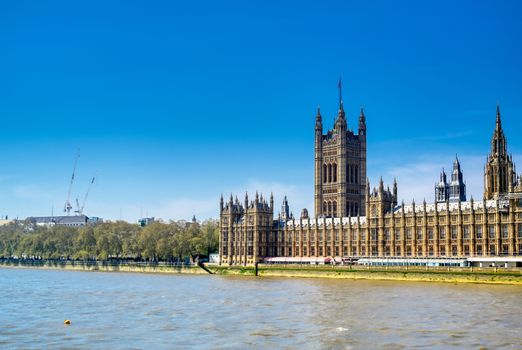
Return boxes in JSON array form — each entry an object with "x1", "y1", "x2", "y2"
[{"x1": 0, "y1": 268, "x2": 521, "y2": 349}]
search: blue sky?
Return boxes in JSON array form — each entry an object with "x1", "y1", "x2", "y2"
[{"x1": 1, "y1": 1, "x2": 522, "y2": 221}]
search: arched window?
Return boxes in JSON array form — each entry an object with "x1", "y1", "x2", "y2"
[
  {"x1": 328, "y1": 164, "x2": 332, "y2": 183},
  {"x1": 333, "y1": 201, "x2": 337, "y2": 217},
  {"x1": 333, "y1": 163, "x2": 337, "y2": 182},
  {"x1": 323, "y1": 164, "x2": 327, "y2": 183},
  {"x1": 328, "y1": 201, "x2": 332, "y2": 217},
  {"x1": 355, "y1": 165, "x2": 358, "y2": 184},
  {"x1": 323, "y1": 201, "x2": 327, "y2": 214}
]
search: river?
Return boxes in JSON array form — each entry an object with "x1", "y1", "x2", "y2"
[{"x1": 0, "y1": 268, "x2": 521, "y2": 349}]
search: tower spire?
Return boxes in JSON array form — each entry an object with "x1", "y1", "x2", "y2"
[
  {"x1": 496, "y1": 102, "x2": 502, "y2": 131},
  {"x1": 338, "y1": 77, "x2": 342, "y2": 109}
]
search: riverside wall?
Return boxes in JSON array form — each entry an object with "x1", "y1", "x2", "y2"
[{"x1": 2, "y1": 260, "x2": 522, "y2": 285}]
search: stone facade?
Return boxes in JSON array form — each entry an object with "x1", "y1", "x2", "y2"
[
  {"x1": 314, "y1": 88, "x2": 367, "y2": 218},
  {"x1": 219, "y1": 98, "x2": 522, "y2": 265}
]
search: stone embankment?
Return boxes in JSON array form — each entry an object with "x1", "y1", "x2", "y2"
[{"x1": 2, "y1": 259, "x2": 522, "y2": 285}]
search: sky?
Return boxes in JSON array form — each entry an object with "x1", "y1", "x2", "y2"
[{"x1": 1, "y1": 0, "x2": 522, "y2": 222}]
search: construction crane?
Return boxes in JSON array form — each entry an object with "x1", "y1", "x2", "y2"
[
  {"x1": 75, "y1": 174, "x2": 96, "y2": 216},
  {"x1": 64, "y1": 149, "x2": 80, "y2": 215}
]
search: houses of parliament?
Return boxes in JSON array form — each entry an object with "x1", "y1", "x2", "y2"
[{"x1": 219, "y1": 86, "x2": 522, "y2": 266}]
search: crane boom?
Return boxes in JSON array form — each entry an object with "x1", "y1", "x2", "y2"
[
  {"x1": 75, "y1": 174, "x2": 96, "y2": 216},
  {"x1": 64, "y1": 149, "x2": 80, "y2": 215}
]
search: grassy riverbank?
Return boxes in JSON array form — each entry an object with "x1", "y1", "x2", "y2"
[{"x1": 2, "y1": 260, "x2": 522, "y2": 285}]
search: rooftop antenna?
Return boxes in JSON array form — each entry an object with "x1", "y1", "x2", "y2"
[{"x1": 64, "y1": 149, "x2": 80, "y2": 216}]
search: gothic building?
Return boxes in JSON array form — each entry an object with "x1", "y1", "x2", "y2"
[
  {"x1": 435, "y1": 157, "x2": 466, "y2": 203},
  {"x1": 314, "y1": 82, "x2": 366, "y2": 218},
  {"x1": 219, "y1": 95, "x2": 522, "y2": 266}
]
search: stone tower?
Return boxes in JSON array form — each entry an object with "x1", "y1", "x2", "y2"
[
  {"x1": 449, "y1": 156, "x2": 466, "y2": 202},
  {"x1": 435, "y1": 169, "x2": 449, "y2": 203},
  {"x1": 314, "y1": 81, "x2": 367, "y2": 218},
  {"x1": 484, "y1": 105, "x2": 517, "y2": 199}
]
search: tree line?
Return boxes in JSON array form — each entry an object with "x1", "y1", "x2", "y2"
[{"x1": 0, "y1": 219, "x2": 219, "y2": 262}]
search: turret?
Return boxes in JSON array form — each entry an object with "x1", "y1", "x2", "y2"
[
  {"x1": 393, "y1": 178, "x2": 398, "y2": 203},
  {"x1": 358, "y1": 107, "x2": 366, "y2": 137},
  {"x1": 315, "y1": 106, "x2": 322, "y2": 133}
]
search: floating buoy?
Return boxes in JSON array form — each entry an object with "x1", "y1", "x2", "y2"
[{"x1": 64, "y1": 320, "x2": 71, "y2": 325}]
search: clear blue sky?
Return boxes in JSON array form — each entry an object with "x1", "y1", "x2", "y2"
[{"x1": 2, "y1": 0, "x2": 522, "y2": 221}]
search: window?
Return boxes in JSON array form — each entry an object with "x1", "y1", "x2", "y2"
[
  {"x1": 406, "y1": 228, "x2": 412, "y2": 240},
  {"x1": 489, "y1": 245, "x2": 496, "y2": 255},
  {"x1": 428, "y1": 229, "x2": 434, "y2": 240},
  {"x1": 488, "y1": 225, "x2": 495, "y2": 239},
  {"x1": 463, "y1": 225, "x2": 470, "y2": 239},
  {"x1": 323, "y1": 164, "x2": 327, "y2": 183},
  {"x1": 333, "y1": 163, "x2": 337, "y2": 182},
  {"x1": 518, "y1": 224, "x2": 522, "y2": 238},
  {"x1": 440, "y1": 246, "x2": 446, "y2": 256},
  {"x1": 501, "y1": 225, "x2": 508, "y2": 239},
  {"x1": 417, "y1": 229, "x2": 423, "y2": 240},
  {"x1": 440, "y1": 228, "x2": 446, "y2": 239},
  {"x1": 429, "y1": 246, "x2": 434, "y2": 256},
  {"x1": 395, "y1": 229, "x2": 401, "y2": 240},
  {"x1": 476, "y1": 244, "x2": 483, "y2": 255},
  {"x1": 384, "y1": 229, "x2": 390, "y2": 241},
  {"x1": 311, "y1": 247, "x2": 315, "y2": 256},
  {"x1": 395, "y1": 246, "x2": 401, "y2": 255},
  {"x1": 371, "y1": 229, "x2": 377, "y2": 241},
  {"x1": 476, "y1": 226, "x2": 483, "y2": 239},
  {"x1": 452, "y1": 246, "x2": 457, "y2": 256},
  {"x1": 464, "y1": 245, "x2": 470, "y2": 255}
]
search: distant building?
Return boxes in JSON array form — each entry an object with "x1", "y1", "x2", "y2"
[
  {"x1": 138, "y1": 217, "x2": 155, "y2": 227},
  {"x1": 27, "y1": 215, "x2": 103, "y2": 227},
  {"x1": 435, "y1": 157, "x2": 466, "y2": 203}
]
